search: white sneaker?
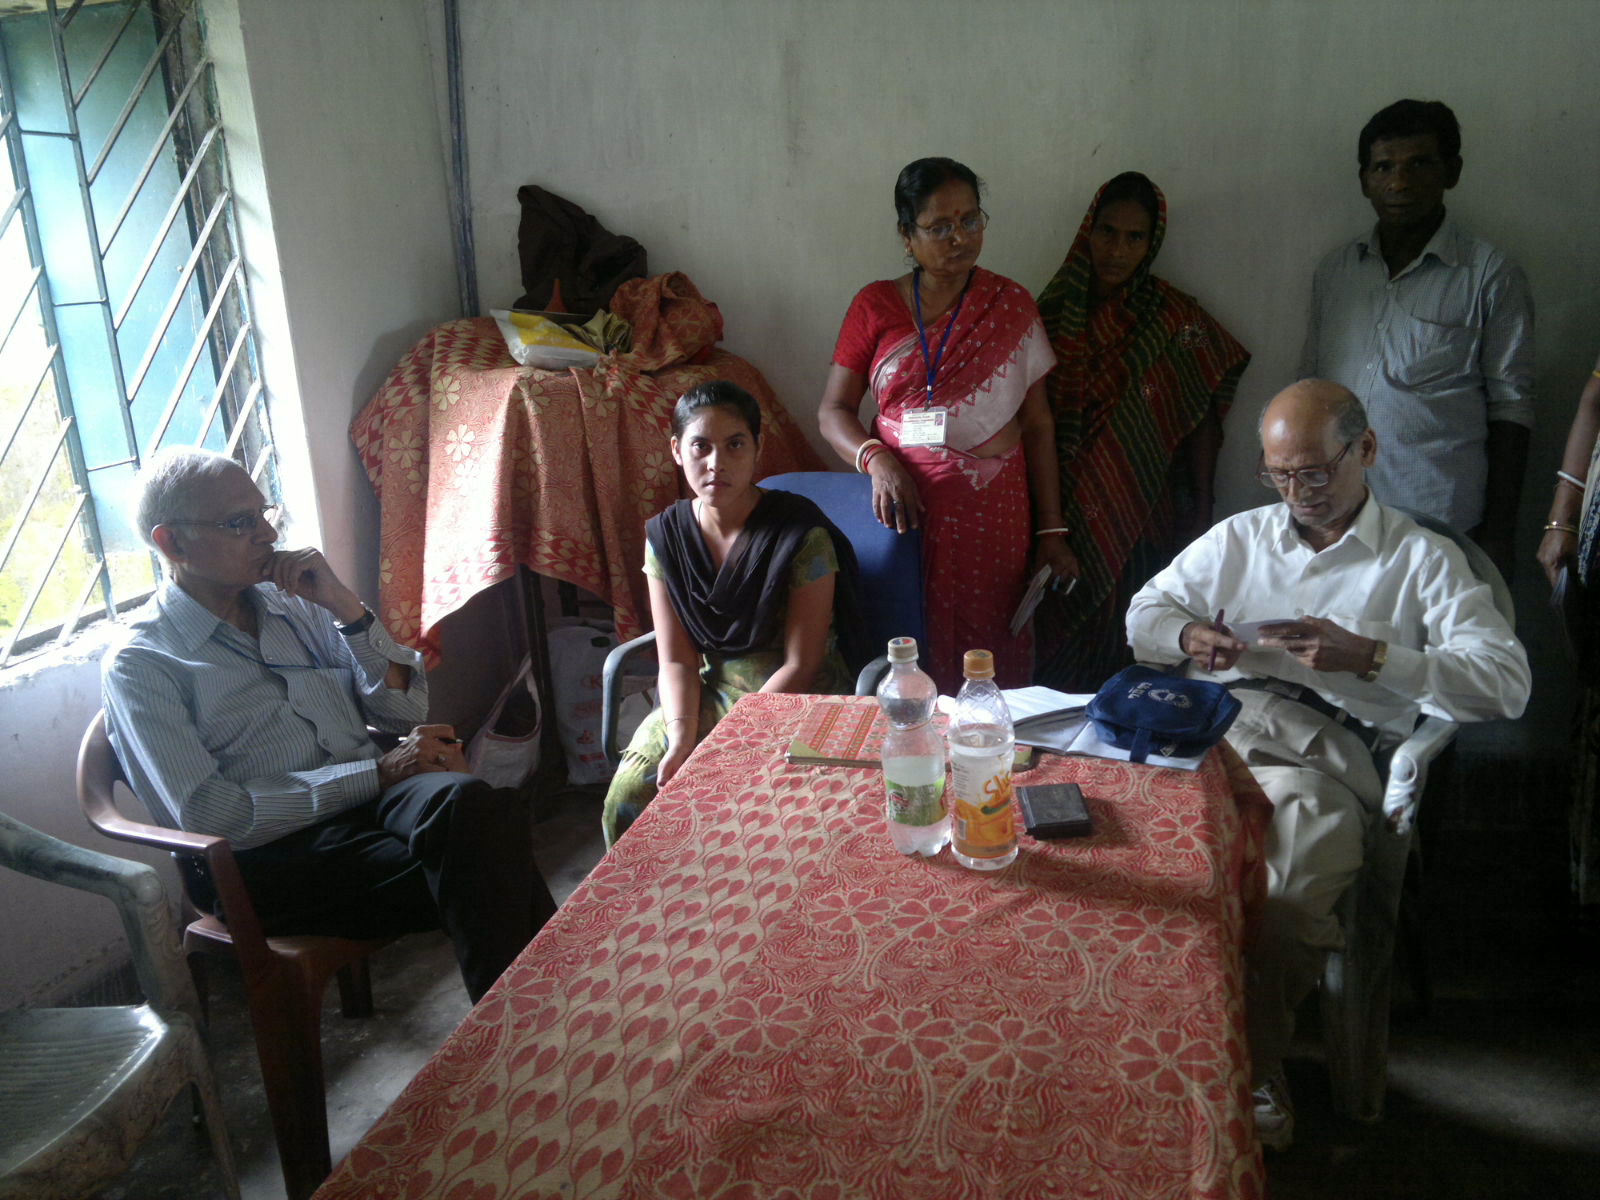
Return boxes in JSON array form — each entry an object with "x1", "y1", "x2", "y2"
[{"x1": 1252, "y1": 1071, "x2": 1295, "y2": 1152}]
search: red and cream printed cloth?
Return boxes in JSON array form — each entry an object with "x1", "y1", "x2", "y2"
[
  {"x1": 316, "y1": 692, "x2": 1269, "y2": 1200},
  {"x1": 350, "y1": 274, "x2": 822, "y2": 661}
]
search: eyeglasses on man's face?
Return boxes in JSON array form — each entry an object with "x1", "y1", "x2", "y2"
[
  {"x1": 165, "y1": 503, "x2": 281, "y2": 537},
  {"x1": 1257, "y1": 440, "x2": 1356, "y2": 490},
  {"x1": 915, "y1": 210, "x2": 989, "y2": 241}
]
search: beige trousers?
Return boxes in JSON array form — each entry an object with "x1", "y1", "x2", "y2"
[{"x1": 1225, "y1": 688, "x2": 1384, "y2": 1084}]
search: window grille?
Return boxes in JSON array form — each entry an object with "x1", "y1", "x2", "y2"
[{"x1": 0, "y1": 0, "x2": 273, "y2": 667}]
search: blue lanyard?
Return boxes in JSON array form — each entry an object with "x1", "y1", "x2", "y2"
[{"x1": 911, "y1": 268, "x2": 972, "y2": 405}]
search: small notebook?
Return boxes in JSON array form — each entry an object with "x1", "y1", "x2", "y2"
[
  {"x1": 787, "y1": 697, "x2": 1036, "y2": 769},
  {"x1": 786, "y1": 697, "x2": 891, "y2": 766}
]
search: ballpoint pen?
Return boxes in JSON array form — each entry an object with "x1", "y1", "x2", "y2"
[{"x1": 1206, "y1": 608, "x2": 1225, "y2": 672}]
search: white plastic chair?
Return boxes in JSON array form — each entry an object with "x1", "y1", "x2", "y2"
[
  {"x1": 0, "y1": 811, "x2": 238, "y2": 1199},
  {"x1": 1319, "y1": 509, "x2": 1515, "y2": 1122}
]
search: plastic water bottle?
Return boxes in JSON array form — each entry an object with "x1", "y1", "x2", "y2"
[
  {"x1": 949, "y1": 649, "x2": 1018, "y2": 871},
  {"x1": 876, "y1": 637, "x2": 949, "y2": 856}
]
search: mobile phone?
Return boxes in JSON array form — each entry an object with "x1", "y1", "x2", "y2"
[{"x1": 1017, "y1": 782, "x2": 1092, "y2": 839}]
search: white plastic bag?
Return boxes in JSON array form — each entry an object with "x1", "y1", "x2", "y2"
[
  {"x1": 466, "y1": 656, "x2": 542, "y2": 789},
  {"x1": 547, "y1": 623, "x2": 620, "y2": 785}
]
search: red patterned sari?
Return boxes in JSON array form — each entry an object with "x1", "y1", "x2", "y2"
[
  {"x1": 1034, "y1": 177, "x2": 1251, "y2": 691},
  {"x1": 833, "y1": 267, "x2": 1055, "y2": 690}
]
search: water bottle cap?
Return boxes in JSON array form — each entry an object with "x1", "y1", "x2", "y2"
[
  {"x1": 886, "y1": 636, "x2": 918, "y2": 663},
  {"x1": 962, "y1": 649, "x2": 995, "y2": 679}
]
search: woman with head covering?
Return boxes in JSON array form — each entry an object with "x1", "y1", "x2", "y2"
[
  {"x1": 818, "y1": 157, "x2": 1075, "y2": 693},
  {"x1": 602, "y1": 381, "x2": 863, "y2": 846},
  {"x1": 1034, "y1": 171, "x2": 1251, "y2": 691}
]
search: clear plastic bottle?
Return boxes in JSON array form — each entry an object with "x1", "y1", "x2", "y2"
[
  {"x1": 876, "y1": 636, "x2": 949, "y2": 856},
  {"x1": 949, "y1": 649, "x2": 1018, "y2": 870}
]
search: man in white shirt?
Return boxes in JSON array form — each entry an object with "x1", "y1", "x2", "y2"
[
  {"x1": 103, "y1": 448, "x2": 555, "y2": 1002},
  {"x1": 1126, "y1": 379, "x2": 1530, "y2": 1149},
  {"x1": 1300, "y1": 98, "x2": 1534, "y2": 580}
]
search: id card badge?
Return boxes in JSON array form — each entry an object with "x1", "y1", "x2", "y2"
[{"x1": 900, "y1": 407, "x2": 948, "y2": 447}]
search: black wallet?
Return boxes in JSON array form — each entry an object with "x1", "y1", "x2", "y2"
[{"x1": 1017, "y1": 782, "x2": 1092, "y2": 839}]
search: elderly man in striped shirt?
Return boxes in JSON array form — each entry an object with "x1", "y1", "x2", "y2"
[{"x1": 102, "y1": 448, "x2": 555, "y2": 1002}]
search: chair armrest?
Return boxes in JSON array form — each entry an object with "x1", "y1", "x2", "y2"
[
  {"x1": 77, "y1": 711, "x2": 273, "y2": 979},
  {"x1": 0, "y1": 812, "x2": 202, "y2": 1021},
  {"x1": 84, "y1": 804, "x2": 222, "y2": 858},
  {"x1": 1382, "y1": 716, "x2": 1458, "y2": 835},
  {"x1": 855, "y1": 655, "x2": 889, "y2": 698},
  {"x1": 601, "y1": 631, "x2": 658, "y2": 767}
]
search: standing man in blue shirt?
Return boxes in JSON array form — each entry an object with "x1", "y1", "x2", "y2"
[
  {"x1": 102, "y1": 448, "x2": 556, "y2": 1002},
  {"x1": 1301, "y1": 99, "x2": 1535, "y2": 580}
]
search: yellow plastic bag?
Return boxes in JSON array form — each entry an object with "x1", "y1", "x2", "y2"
[{"x1": 491, "y1": 309, "x2": 602, "y2": 369}]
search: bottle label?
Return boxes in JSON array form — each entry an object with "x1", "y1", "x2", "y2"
[
  {"x1": 885, "y1": 775, "x2": 945, "y2": 827},
  {"x1": 951, "y1": 752, "x2": 1015, "y2": 857}
]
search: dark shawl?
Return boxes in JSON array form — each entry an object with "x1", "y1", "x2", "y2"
[
  {"x1": 645, "y1": 489, "x2": 867, "y2": 672},
  {"x1": 513, "y1": 185, "x2": 647, "y2": 316}
]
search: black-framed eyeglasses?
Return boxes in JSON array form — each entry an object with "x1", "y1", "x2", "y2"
[
  {"x1": 164, "y1": 503, "x2": 281, "y2": 537},
  {"x1": 1257, "y1": 441, "x2": 1356, "y2": 490},
  {"x1": 915, "y1": 210, "x2": 989, "y2": 240}
]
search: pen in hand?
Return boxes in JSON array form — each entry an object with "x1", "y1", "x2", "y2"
[{"x1": 1206, "y1": 608, "x2": 1225, "y2": 672}]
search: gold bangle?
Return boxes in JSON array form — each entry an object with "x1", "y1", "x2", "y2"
[
  {"x1": 1034, "y1": 526, "x2": 1071, "y2": 537},
  {"x1": 1544, "y1": 521, "x2": 1580, "y2": 535}
]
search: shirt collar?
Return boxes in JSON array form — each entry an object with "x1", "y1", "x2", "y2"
[
  {"x1": 1268, "y1": 487, "x2": 1381, "y2": 555},
  {"x1": 1356, "y1": 214, "x2": 1462, "y2": 270},
  {"x1": 156, "y1": 579, "x2": 279, "y2": 652}
]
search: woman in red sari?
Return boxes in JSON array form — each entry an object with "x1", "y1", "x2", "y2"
[
  {"x1": 819, "y1": 158, "x2": 1075, "y2": 692},
  {"x1": 1034, "y1": 172, "x2": 1251, "y2": 692}
]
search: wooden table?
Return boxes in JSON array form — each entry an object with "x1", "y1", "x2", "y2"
[{"x1": 316, "y1": 693, "x2": 1270, "y2": 1200}]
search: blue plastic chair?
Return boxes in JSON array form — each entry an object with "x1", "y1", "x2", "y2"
[{"x1": 600, "y1": 471, "x2": 925, "y2": 765}]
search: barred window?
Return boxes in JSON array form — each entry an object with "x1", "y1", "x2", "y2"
[{"x1": 0, "y1": 0, "x2": 273, "y2": 667}]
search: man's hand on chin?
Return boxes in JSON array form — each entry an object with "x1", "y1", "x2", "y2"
[{"x1": 265, "y1": 547, "x2": 364, "y2": 623}]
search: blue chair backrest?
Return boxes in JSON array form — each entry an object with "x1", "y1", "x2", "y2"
[{"x1": 761, "y1": 471, "x2": 925, "y2": 654}]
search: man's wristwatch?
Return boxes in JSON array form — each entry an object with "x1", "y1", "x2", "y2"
[
  {"x1": 1359, "y1": 639, "x2": 1387, "y2": 683},
  {"x1": 338, "y1": 607, "x2": 376, "y2": 636}
]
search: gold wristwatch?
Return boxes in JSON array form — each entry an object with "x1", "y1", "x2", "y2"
[{"x1": 1359, "y1": 639, "x2": 1388, "y2": 683}]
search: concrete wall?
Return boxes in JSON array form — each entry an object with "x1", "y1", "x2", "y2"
[
  {"x1": 0, "y1": 0, "x2": 461, "y2": 1009},
  {"x1": 460, "y1": 0, "x2": 1600, "y2": 533},
  {"x1": 208, "y1": 0, "x2": 462, "y2": 604}
]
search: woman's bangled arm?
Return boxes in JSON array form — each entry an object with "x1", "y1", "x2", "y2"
[
  {"x1": 1019, "y1": 379, "x2": 1078, "y2": 578},
  {"x1": 819, "y1": 361, "x2": 923, "y2": 531},
  {"x1": 817, "y1": 363, "x2": 874, "y2": 465},
  {"x1": 1538, "y1": 362, "x2": 1600, "y2": 586},
  {"x1": 646, "y1": 574, "x2": 703, "y2": 785}
]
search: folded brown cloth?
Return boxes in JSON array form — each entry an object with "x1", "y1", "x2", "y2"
[{"x1": 513, "y1": 185, "x2": 647, "y2": 317}]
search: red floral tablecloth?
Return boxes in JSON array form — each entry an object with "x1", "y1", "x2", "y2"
[
  {"x1": 316, "y1": 693, "x2": 1269, "y2": 1200},
  {"x1": 350, "y1": 274, "x2": 823, "y2": 660}
]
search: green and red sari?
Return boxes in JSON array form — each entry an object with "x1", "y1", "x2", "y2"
[{"x1": 1034, "y1": 175, "x2": 1251, "y2": 691}]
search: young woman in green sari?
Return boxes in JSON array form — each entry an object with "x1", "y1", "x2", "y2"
[{"x1": 602, "y1": 382, "x2": 862, "y2": 845}]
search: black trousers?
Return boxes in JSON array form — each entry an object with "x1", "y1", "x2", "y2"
[{"x1": 218, "y1": 773, "x2": 556, "y2": 1003}]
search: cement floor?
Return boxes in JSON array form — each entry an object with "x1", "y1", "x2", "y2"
[{"x1": 90, "y1": 790, "x2": 1599, "y2": 1200}]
